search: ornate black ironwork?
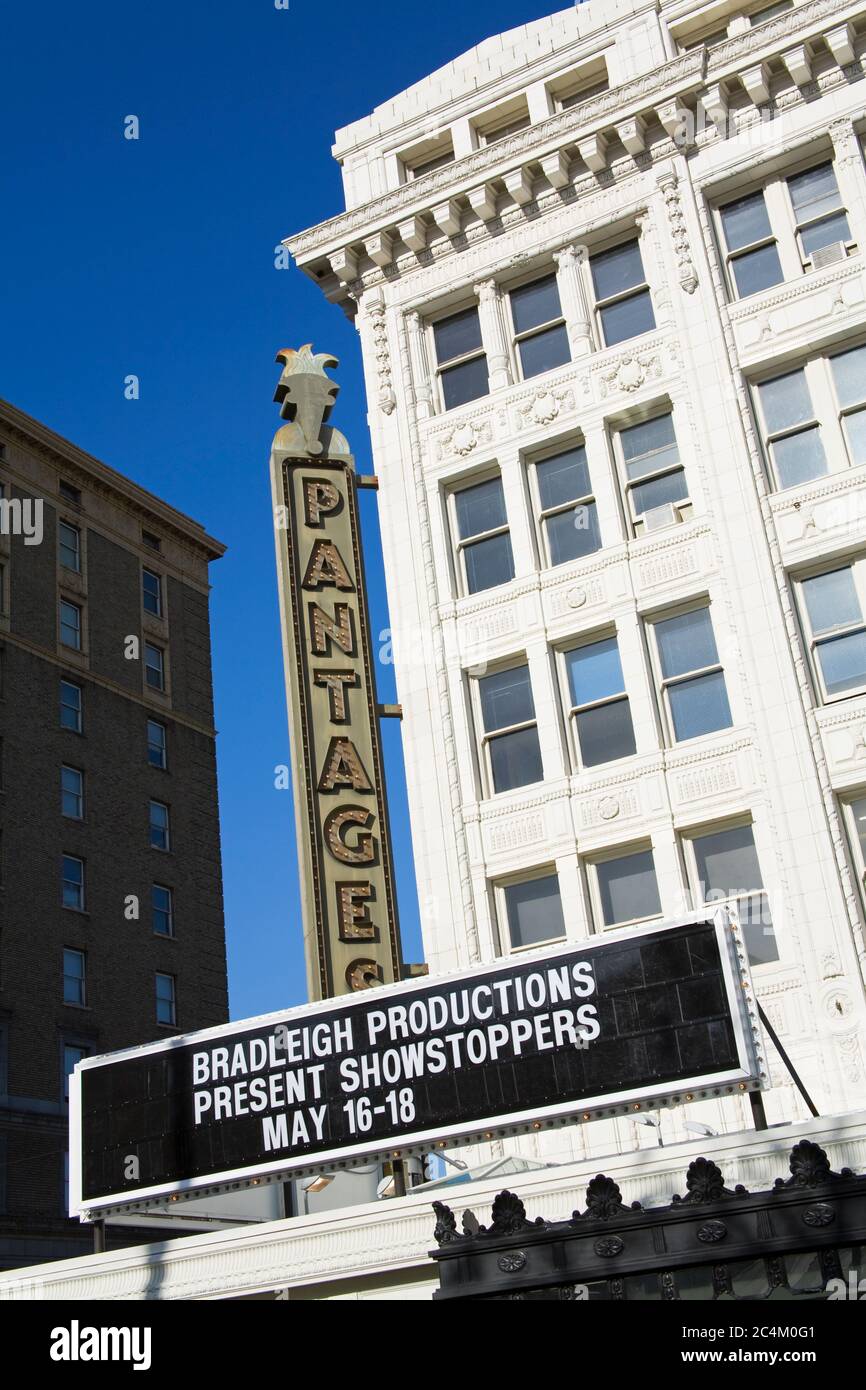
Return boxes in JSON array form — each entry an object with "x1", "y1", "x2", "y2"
[
  {"x1": 432, "y1": 1201, "x2": 459, "y2": 1246},
  {"x1": 673, "y1": 1156, "x2": 742, "y2": 1204},
  {"x1": 774, "y1": 1140, "x2": 854, "y2": 1189},
  {"x1": 696, "y1": 1219, "x2": 727, "y2": 1243},
  {"x1": 573, "y1": 1174, "x2": 640, "y2": 1221}
]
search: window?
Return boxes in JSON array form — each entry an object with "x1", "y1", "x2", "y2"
[
  {"x1": 787, "y1": 163, "x2": 851, "y2": 260},
  {"x1": 476, "y1": 663, "x2": 543, "y2": 794},
  {"x1": 681, "y1": 27, "x2": 729, "y2": 50},
  {"x1": 480, "y1": 112, "x2": 531, "y2": 144},
  {"x1": 565, "y1": 636, "x2": 636, "y2": 768},
  {"x1": 719, "y1": 190, "x2": 784, "y2": 298},
  {"x1": 142, "y1": 529, "x2": 161, "y2": 551},
  {"x1": 532, "y1": 443, "x2": 601, "y2": 565},
  {"x1": 830, "y1": 345, "x2": 866, "y2": 468},
  {"x1": 591, "y1": 846, "x2": 661, "y2": 928},
  {"x1": 749, "y1": 0, "x2": 793, "y2": 24},
  {"x1": 754, "y1": 368, "x2": 826, "y2": 489},
  {"x1": 798, "y1": 565, "x2": 866, "y2": 700},
  {"x1": 684, "y1": 823, "x2": 778, "y2": 966},
  {"x1": 719, "y1": 160, "x2": 852, "y2": 301},
  {"x1": 843, "y1": 797, "x2": 866, "y2": 905},
  {"x1": 616, "y1": 412, "x2": 687, "y2": 526},
  {"x1": 500, "y1": 872, "x2": 565, "y2": 950},
  {"x1": 62, "y1": 855, "x2": 84, "y2": 911},
  {"x1": 451, "y1": 476, "x2": 514, "y2": 595},
  {"x1": 406, "y1": 143, "x2": 454, "y2": 179},
  {"x1": 509, "y1": 274, "x2": 570, "y2": 379},
  {"x1": 142, "y1": 568, "x2": 162, "y2": 617},
  {"x1": 650, "y1": 606, "x2": 733, "y2": 742},
  {"x1": 147, "y1": 719, "x2": 167, "y2": 768},
  {"x1": 63, "y1": 949, "x2": 86, "y2": 1006},
  {"x1": 433, "y1": 307, "x2": 489, "y2": 410},
  {"x1": 152, "y1": 884, "x2": 174, "y2": 937},
  {"x1": 60, "y1": 599, "x2": 81, "y2": 650},
  {"x1": 556, "y1": 73, "x2": 609, "y2": 109},
  {"x1": 156, "y1": 973, "x2": 177, "y2": 1027},
  {"x1": 144, "y1": 642, "x2": 165, "y2": 690},
  {"x1": 59, "y1": 480, "x2": 81, "y2": 506},
  {"x1": 61, "y1": 766, "x2": 84, "y2": 820},
  {"x1": 58, "y1": 521, "x2": 81, "y2": 572},
  {"x1": 60, "y1": 680, "x2": 82, "y2": 733},
  {"x1": 149, "y1": 800, "x2": 170, "y2": 851},
  {"x1": 63, "y1": 1044, "x2": 89, "y2": 1101},
  {"x1": 590, "y1": 240, "x2": 655, "y2": 347}
]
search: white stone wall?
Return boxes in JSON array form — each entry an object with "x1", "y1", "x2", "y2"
[{"x1": 289, "y1": 0, "x2": 866, "y2": 1165}]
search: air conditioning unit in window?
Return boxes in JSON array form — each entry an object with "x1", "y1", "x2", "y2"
[
  {"x1": 643, "y1": 502, "x2": 680, "y2": 533},
  {"x1": 811, "y1": 241, "x2": 848, "y2": 270}
]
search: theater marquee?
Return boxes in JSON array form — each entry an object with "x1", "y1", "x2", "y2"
[
  {"x1": 269, "y1": 346, "x2": 403, "y2": 999},
  {"x1": 69, "y1": 913, "x2": 766, "y2": 1220}
]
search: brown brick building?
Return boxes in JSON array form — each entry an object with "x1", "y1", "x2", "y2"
[{"x1": 0, "y1": 399, "x2": 228, "y2": 1268}]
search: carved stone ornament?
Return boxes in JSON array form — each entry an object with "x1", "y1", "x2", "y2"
[
  {"x1": 432, "y1": 1201, "x2": 460, "y2": 1246},
  {"x1": 516, "y1": 387, "x2": 575, "y2": 429},
  {"x1": 658, "y1": 171, "x2": 698, "y2": 294},
  {"x1": 594, "y1": 1236, "x2": 625, "y2": 1258},
  {"x1": 697, "y1": 1220, "x2": 728, "y2": 1243},
  {"x1": 497, "y1": 1251, "x2": 527, "y2": 1273},
  {"x1": 437, "y1": 419, "x2": 492, "y2": 459},
  {"x1": 366, "y1": 297, "x2": 396, "y2": 415},
  {"x1": 598, "y1": 350, "x2": 662, "y2": 398},
  {"x1": 802, "y1": 1203, "x2": 835, "y2": 1227}
]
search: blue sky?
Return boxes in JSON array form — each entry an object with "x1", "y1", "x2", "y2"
[{"x1": 0, "y1": 0, "x2": 557, "y2": 1020}]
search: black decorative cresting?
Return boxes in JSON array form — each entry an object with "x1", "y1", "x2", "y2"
[
  {"x1": 673, "y1": 1156, "x2": 743, "y2": 1204},
  {"x1": 573, "y1": 1174, "x2": 640, "y2": 1221},
  {"x1": 432, "y1": 1201, "x2": 459, "y2": 1246},
  {"x1": 489, "y1": 1190, "x2": 535, "y2": 1237},
  {"x1": 774, "y1": 1139, "x2": 855, "y2": 1189}
]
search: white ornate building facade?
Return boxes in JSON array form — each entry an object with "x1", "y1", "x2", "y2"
[{"x1": 287, "y1": 0, "x2": 866, "y2": 1164}]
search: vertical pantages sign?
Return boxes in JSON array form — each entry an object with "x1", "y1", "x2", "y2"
[{"x1": 270, "y1": 346, "x2": 403, "y2": 999}]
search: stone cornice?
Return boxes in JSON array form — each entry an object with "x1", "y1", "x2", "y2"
[
  {"x1": 285, "y1": 50, "x2": 706, "y2": 263},
  {"x1": 706, "y1": 0, "x2": 858, "y2": 75}
]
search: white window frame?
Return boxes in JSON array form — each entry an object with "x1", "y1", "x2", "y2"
[
  {"x1": 402, "y1": 139, "x2": 455, "y2": 181},
  {"x1": 152, "y1": 883, "x2": 175, "y2": 938},
  {"x1": 558, "y1": 629, "x2": 636, "y2": 773},
  {"x1": 147, "y1": 718, "x2": 167, "y2": 769},
  {"x1": 505, "y1": 270, "x2": 570, "y2": 383},
  {"x1": 586, "y1": 840, "x2": 663, "y2": 932},
  {"x1": 475, "y1": 105, "x2": 531, "y2": 146},
  {"x1": 493, "y1": 865, "x2": 567, "y2": 955},
  {"x1": 63, "y1": 949, "x2": 86, "y2": 1007},
  {"x1": 429, "y1": 303, "x2": 488, "y2": 414},
  {"x1": 62, "y1": 855, "x2": 85, "y2": 912},
  {"x1": 144, "y1": 641, "x2": 165, "y2": 691},
  {"x1": 59, "y1": 598, "x2": 82, "y2": 651},
  {"x1": 715, "y1": 153, "x2": 855, "y2": 303},
  {"x1": 446, "y1": 469, "x2": 512, "y2": 599},
  {"x1": 60, "y1": 679, "x2": 83, "y2": 733},
  {"x1": 149, "y1": 799, "x2": 171, "y2": 852},
  {"x1": 156, "y1": 972, "x2": 177, "y2": 1027},
  {"x1": 841, "y1": 793, "x2": 866, "y2": 904},
  {"x1": 142, "y1": 567, "x2": 162, "y2": 618},
  {"x1": 586, "y1": 232, "x2": 655, "y2": 350},
  {"x1": 58, "y1": 519, "x2": 81, "y2": 573},
  {"x1": 527, "y1": 437, "x2": 600, "y2": 568},
  {"x1": 680, "y1": 818, "x2": 776, "y2": 965},
  {"x1": 61, "y1": 765, "x2": 84, "y2": 821},
  {"x1": 645, "y1": 600, "x2": 730, "y2": 747},
  {"x1": 611, "y1": 404, "x2": 690, "y2": 535},
  {"x1": 795, "y1": 559, "x2": 866, "y2": 705},
  {"x1": 470, "y1": 658, "x2": 542, "y2": 799}
]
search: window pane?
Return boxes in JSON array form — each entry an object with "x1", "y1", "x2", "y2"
[
  {"x1": 844, "y1": 409, "x2": 866, "y2": 467},
  {"x1": 60, "y1": 682, "x2": 81, "y2": 732},
  {"x1": 489, "y1": 725, "x2": 543, "y2": 792},
  {"x1": 510, "y1": 275, "x2": 562, "y2": 335},
  {"x1": 758, "y1": 369, "x2": 814, "y2": 433},
  {"x1": 59, "y1": 523, "x2": 80, "y2": 571},
  {"x1": 536, "y1": 447, "x2": 590, "y2": 510},
  {"x1": 546, "y1": 503, "x2": 601, "y2": 565},
  {"x1": 656, "y1": 608, "x2": 718, "y2": 678},
  {"x1": 621, "y1": 414, "x2": 678, "y2": 472},
  {"x1": 631, "y1": 468, "x2": 689, "y2": 515},
  {"x1": 739, "y1": 892, "x2": 779, "y2": 965},
  {"x1": 802, "y1": 568, "x2": 861, "y2": 634},
  {"x1": 153, "y1": 885, "x2": 173, "y2": 936},
  {"x1": 62, "y1": 767, "x2": 82, "y2": 818},
  {"x1": 143, "y1": 570, "x2": 161, "y2": 615},
  {"x1": 599, "y1": 289, "x2": 655, "y2": 346},
  {"x1": 567, "y1": 636, "x2": 625, "y2": 706},
  {"x1": 479, "y1": 664, "x2": 535, "y2": 731},
  {"x1": 771, "y1": 427, "x2": 828, "y2": 488},
  {"x1": 63, "y1": 951, "x2": 85, "y2": 1005},
  {"x1": 433, "y1": 307, "x2": 483, "y2": 364},
  {"x1": 720, "y1": 191, "x2": 773, "y2": 252},
  {"x1": 441, "y1": 356, "x2": 489, "y2": 409},
  {"x1": 850, "y1": 796, "x2": 866, "y2": 859},
  {"x1": 150, "y1": 801, "x2": 169, "y2": 849},
  {"x1": 463, "y1": 532, "x2": 514, "y2": 593},
  {"x1": 504, "y1": 873, "x2": 565, "y2": 948},
  {"x1": 60, "y1": 602, "x2": 81, "y2": 649},
  {"x1": 668, "y1": 670, "x2": 733, "y2": 740},
  {"x1": 817, "y1": 630, "x2": 866, "y2": 696},
  {"x1": 800, "y1": 211, "x2": 850, "y2": 257},
  {"x1": 518, "y1": 323, "x2": 571, "y2": 378},
  {"x1": 148, "y1": 720, "x2": 167, "y2": 768},
  {"x1": 788, "y1": 163, "x2": 842, "y2": 223},
  {"x1": 576, "y1": 698, "x2": 636, "y2": 767},
  {"x1": 749, "y1": 0, "x2": 791, "y2": 23},
  {"x1": 692, "y1": 825, "x2": 764, "y2": 897},
  {"x1": 62, "y1": 857, "x2": 83, "y2": 910},
  {"x1": 145, "y1": 644, "x2": 164, "y2": 689},
  {"x1": 455, "y1": 477, "x2": 506, "y2": 539},
  {"x1": 730, "y1": 243, "x2": 784, "y2": 297},
  {"x1": 590, "y1": 241, "x2": 645, "y2": 300},
  {"x1": 596, "y1": 849, "x2": 660, "y2": 926},
  {"x1": 830, "y1": 346, "x2": 866, "y2": 409}
]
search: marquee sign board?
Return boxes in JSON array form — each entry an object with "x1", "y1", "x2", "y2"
[
  {"x1": 69, "y1": 912, "x2": 766, "y2": 1220},
  {"x1": 269, "y1": 346, "x2": 403, "y2": 999}
]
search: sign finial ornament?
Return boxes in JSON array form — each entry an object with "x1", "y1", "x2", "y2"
[{"x1": 273, "y1": 344, "x2": 340, "y2": 456}]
